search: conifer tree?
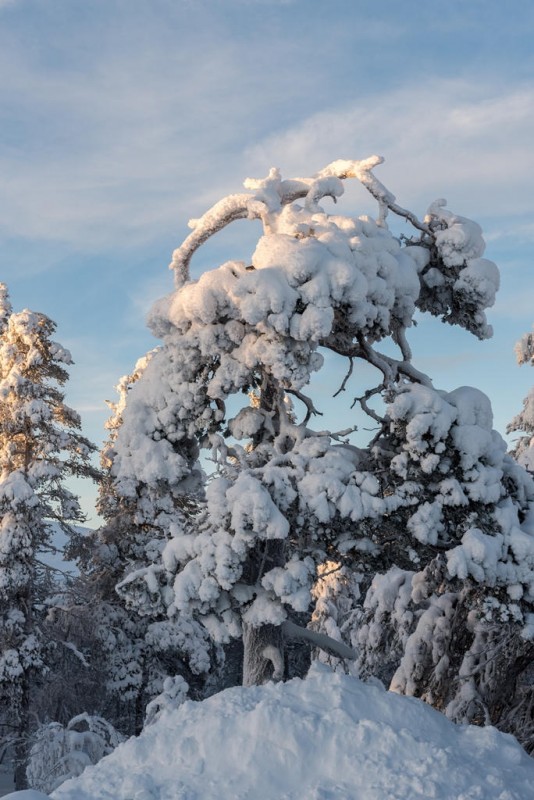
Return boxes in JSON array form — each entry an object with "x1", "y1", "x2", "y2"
[
  {"x1": 108, "y1": 157, "x2": 514, "y2": 690},
  {"x1": 79, "y1": 354, "x2": 211, "y2": 733},
  {"x1": 0, "y1": 285, "x2": 98, "y2": 788},
  {"x1": 348, "y1": 382, "x2": 534, "y2": 742}
]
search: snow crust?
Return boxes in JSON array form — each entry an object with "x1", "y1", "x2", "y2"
[{"x1": 49, "y1": 665, "x2": 534, "y2": 800}]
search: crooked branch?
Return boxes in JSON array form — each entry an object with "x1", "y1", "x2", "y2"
[
  {"x1": 170, "y1": 156, "x2": 431, "y2": 283},
  {"x1": 286, "y1": 388, "x2": 323, "y2": 426},
  {"x1": 333, "y1": 357, "x2": 354, "y2": 398}
]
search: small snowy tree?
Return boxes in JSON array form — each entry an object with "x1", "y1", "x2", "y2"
[
  {"x1": 108, "y1": 156, "x2": 509, "y2": 689},
  {"x1": 0, "y1": 285, "x2": 98, "y2": 788},
  {"x1": 507, "y1": 328, "x2": 534, "y2": 468},
  {"x1": 78, "y1": 354, "x2": 212, "y2": 732},
  {"x1": 79, "y1": 356, "x2": 157, "y2": 730},
  {"x1": 26, "y1": 713, "x2": 124, "y2": 794}
]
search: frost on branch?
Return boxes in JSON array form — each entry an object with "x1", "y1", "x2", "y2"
[{"x1": 111, "y1": 159, "x2": 502, "y2": 687}]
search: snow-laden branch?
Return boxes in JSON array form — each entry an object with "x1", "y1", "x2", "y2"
[
  {"x1": 318, "y1": 156, "x2": 430, "y2": 233},
  {"x1": 169, "y1": 156, "x2": 431, "y2": 284},
  {"x1": 59, "y1": 640, "x2": 91, "y2": 668},
  {"x1": 169, "y1": 193, "x2": 257, "y2": 285},
  {"x1": 282, "y1": 620, "x2": 357, "y2": 660},
  {"x1": 327, "y1": 334, "x2": 433, "y2": 392}
]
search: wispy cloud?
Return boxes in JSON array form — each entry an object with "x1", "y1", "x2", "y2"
[
  {"x1": 2, "y1": 65, "x2": 532, "y2": 257},
  {"x1": 0, "y1": 9, "x2": 321, "y2": 251},
  {"x1": 1, "y1": 1, "x2": 533, "y2": 276},
  {"x1": 244, "y1": 80, "x2": 534, "y2": 223},
  {"x1": 484, "y1": 221, "x2": 534, "y2": 245}
]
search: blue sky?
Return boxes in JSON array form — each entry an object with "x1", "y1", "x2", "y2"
[{"x1": 1, "y1": 0, "x2": 534, "y2": 522}]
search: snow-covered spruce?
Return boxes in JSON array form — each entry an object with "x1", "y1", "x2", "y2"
[
  {"x1": 77, "y1": 353, "x2": 211, "y2": 735},
  {"x1": 338, "y1": 382, "x2": 534, "y2": 746},
  {"x1": 372, "y1": 382, "x2": 534, "y2": 587},
  {"x1": 0, "y1": 285, "x2": 98, "y2": 790},
  {"x1": 107, "y1": 156, "x2": 508, "y2": 694}
]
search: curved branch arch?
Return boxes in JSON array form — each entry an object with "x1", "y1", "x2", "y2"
[{"x1": 169, "y1": 156, "x2": 431, "y2": 285}]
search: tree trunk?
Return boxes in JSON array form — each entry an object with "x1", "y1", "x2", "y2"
[
  {"x1": 13, "y1": 676, "x2": 30, "y2": 791},
  {"x1": 134, "y1": 685, "x2": 145, "y2": 735},
  {"x1": 242, "y1": 378, "x2": 287, "y2": 687},
  {"x1": 242, "y1": 623, "x2": 284, "y2": 687}
]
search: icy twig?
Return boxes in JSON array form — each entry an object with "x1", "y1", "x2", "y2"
[
  {"x1": 352, "y1": 386, "x2": 384, "y2": 424},
  {"x1": 286, "y1": 389, "x2": 323, "y2": 425},
  {"x1": 333, "y1": 357, "x2": 354, "y2": 398}
]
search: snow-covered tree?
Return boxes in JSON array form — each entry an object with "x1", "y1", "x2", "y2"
[
  {"x1": 77, "y1": 354, "x2": 212, "y2": 733},
  {"x1": 352, "y1": 381, "x2": 534, "y2": 727},
  {"x1": 107, "y1": 155, "x2": 512, "y2": 691},
  {"x1": 508, "y1": 327, "x2": 534, "y2": 468},
  {"x1": 0, "y1": 285, "x2": 98, "y2": 788},
  {"x1": 81, "y1": 356, "x2": 158, "y2": 727}
]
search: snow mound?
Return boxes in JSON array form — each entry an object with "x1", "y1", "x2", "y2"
[
  {"x1": 49, "y1": 665, "x2": 534, "y2": 800},
  {"x1": 4, "y1": 793, "x2": 51, "y2": 800}
]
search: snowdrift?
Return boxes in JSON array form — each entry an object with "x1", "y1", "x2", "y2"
[{"x1": 22, "y1": 665, "x2": 534, "y2": 799}]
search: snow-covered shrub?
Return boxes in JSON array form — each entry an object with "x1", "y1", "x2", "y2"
[
  {"x1": 26, "y1": 714, "x2": 124, "y2": 794},
  {"x1": 144, "y1": 674, "x2": 189, "y2": 726}
]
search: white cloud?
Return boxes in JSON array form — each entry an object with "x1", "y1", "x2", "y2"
[
  {"x1": 484, "y1": 221, "x2": 534, "y2": 245},
  {"x1": 244, "y1": 81, "x2": 534, "y2": 224},
  {"x1": 1, "y1": 16, "x2": 532, "y2": 259},
  {"x1": 0, "y1": 27, "x2": 317, "y2": 250}
]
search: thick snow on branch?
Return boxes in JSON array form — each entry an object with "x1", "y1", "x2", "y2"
[
  {"x1": 170, "y1": 156, "x2": 432, "y2": 283},
  {"x1": 282, "y1": 619, "x2": 357, "y2": 660}
]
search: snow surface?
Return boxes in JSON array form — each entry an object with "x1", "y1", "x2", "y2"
[
  {"x1": 3, "y1": 793, "x2": 50, "y2": 800},
  {"x1": 41, "y1": 664, "x2": 534, "y2": 800}
]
